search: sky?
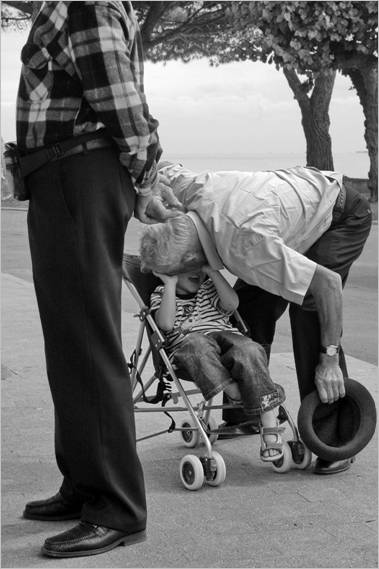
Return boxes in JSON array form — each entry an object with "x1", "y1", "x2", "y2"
[{"x1": 1, "y1": 28, "x2": 368, "y2": 170}]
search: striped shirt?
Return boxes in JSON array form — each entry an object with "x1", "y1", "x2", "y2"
[
  {"x1": 150, "y1": 279, "x2": 242, "y2": 356},
  {"x1": 16, "y1": 1, "x2": 161, "y2": 184}
]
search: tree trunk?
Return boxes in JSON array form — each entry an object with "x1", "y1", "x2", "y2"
[
  {"x1": 345, "y1": 64, "x2": 378, "y2": 202},
  {"x1": 136, "y1": 2, "x2": 169, "y2": 50},
  {"x1": 283, "y1": 68, "x2": 336, "y2": 170}
]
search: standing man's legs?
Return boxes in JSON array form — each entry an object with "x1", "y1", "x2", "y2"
[{"x1": 27, "y1": 145, "x2": 146, "y2": 532}]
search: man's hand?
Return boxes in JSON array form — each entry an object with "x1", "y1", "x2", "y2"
[
  {"x1": 134, "y1": 194, "x2": 179, "y2": 224},
  {"x1": 153, "y1": 172, "x2": 184, "y2": 210},
  {"x1": 134, "y1": 172, "x2": 185, "y2": 224},
  {"x1": 314, "y1": 356, "x2": 345, "y2": 404}
]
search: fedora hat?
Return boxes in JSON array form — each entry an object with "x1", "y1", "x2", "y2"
[{"x1": 298, "y1": 378, "x2": 376, "y2": 461}]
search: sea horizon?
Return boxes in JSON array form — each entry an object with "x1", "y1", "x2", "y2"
[{"x1": 163, "y1": 150, "x2": 370, "y2": 179}]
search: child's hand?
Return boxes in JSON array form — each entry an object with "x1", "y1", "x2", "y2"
[{"x1": 153, "y1": 272, "x2": 178, "y2": 286}]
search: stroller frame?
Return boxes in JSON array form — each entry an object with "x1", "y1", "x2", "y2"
[{"x1": 122, "y1": 254, "x2": 312, "y2": 490}]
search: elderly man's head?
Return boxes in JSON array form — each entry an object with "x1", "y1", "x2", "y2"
[{"x1": 139, "y1": 213, "x2": 206, "y2": 274}]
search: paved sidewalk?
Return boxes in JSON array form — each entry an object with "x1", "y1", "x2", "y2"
[{"x1": 1, "y1": 272, "x2": 378, "y2": 568}]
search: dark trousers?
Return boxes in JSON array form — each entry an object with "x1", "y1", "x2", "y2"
[
  {"x1": 27, "y1": 144, "x2": 146, "y2": 532},
  {"x1": 223, "y1": 186, "x2": 372, "y2": 424}
]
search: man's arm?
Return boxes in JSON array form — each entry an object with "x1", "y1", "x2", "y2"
[
  {"x1": 67, "y1": 2, "x2": 159, "y2": 185},
  {"x1": 307, "y1": 264, "x2": 345, "y2": 404},
  {"x1": 67, "y1": 3, "x2": 181, "y2": 223}
]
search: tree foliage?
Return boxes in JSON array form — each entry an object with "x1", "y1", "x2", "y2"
[
  {"x1": 222, "y1": 2, "x2": 378, "y2": 199},
  {"x1": 133, "y1": 1, "x2": 232, "y2": 61},
  {"x1": 133, "y1": 1, "x2": 379, "y2": 198},
  {"x1": 225, "y1": 2, "x2": 377, "y2": 73}
]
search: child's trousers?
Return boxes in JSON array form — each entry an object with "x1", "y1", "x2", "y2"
[{"x1": 173, "y1": 330, "x2": 285, "y2": 416}]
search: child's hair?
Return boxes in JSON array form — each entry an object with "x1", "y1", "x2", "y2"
[{"x1": 140, "y1": 213, "x2": 206, "y2": 274}]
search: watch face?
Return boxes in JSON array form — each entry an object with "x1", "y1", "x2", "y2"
[{"x1": 326, "y1": 346, "x2": 338, "y2": 356}]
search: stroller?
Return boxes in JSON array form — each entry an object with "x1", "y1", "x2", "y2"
[{"x1": 122, "y1": 254, "x2": 313, "y2": 491}]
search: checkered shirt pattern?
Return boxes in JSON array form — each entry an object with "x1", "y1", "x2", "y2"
[{"x1": 16, "y1": 1, "x2": 161, "y2": 183}]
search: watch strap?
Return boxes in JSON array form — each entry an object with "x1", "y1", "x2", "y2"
[{"x1": 320, "y1": 344, "x2": 340, "y2": 355}]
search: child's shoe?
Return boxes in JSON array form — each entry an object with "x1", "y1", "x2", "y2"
[{"x1": 260, "y1": 423, "x2": 285, "y2": 462}]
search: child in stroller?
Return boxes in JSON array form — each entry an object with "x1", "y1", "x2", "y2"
[{"x1": 149, "y1": 263, "x2": 286, "y2": 463}]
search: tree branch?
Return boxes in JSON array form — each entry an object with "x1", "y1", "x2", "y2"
[
  {"x1": 147, "y1": 5, "x2": 227, "y2": 50},
  {"x1": 283, "y1": 67, "x2": 310, "y2": 113},
  {"x1": 311, "y1": 70, "x2": 336, "y2": 108},
  {"x1": 139, "y1": 1, "x2": 170, "y2": 46}
]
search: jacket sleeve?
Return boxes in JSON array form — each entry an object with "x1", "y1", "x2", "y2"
[{"x1": 67, "y1": 1, "x2": 161, "y2": 184}]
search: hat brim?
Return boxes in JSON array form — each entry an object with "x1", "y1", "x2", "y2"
[{"x1": 298, "y1": 378, "x2": 376, "y2": 461}]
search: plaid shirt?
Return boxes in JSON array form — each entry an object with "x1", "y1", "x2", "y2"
[{"x1": 16, "y1": 1, "x2": 161, "y2": 184}]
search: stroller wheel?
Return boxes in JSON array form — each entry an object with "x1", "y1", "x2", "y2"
[
  {"x1": 180, "y1": 418, "x2": 200, "y2": 448},
  {"x1": 272, "y1": 442, "x2": 293, "y2": 473},
  {"x1": 295, "y1": 443, "x2": 313, "y2": 469},
  {"x1": 206, "y1": 451, "x2": 226, "y2": 487},
  {"x1": 180, "y1": 455, "x2": 204, "y2": 490}
]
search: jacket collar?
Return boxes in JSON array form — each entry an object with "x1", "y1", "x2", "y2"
[{"x1": 186, "y1": 211, "x2": 224, "y2": 271}]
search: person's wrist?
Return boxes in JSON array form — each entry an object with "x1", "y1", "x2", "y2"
[
  {"x1": 136, "y1": 186, "x2": 153, "y2": 198},
  {"x1": 136, "y1": 163, "x2": 158, "y2": 195},
  {"x1": 319, "y1": 353, "x2": 339, "y2": 364}
]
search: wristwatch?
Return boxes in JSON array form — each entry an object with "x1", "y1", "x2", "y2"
[{"x1": 320, "y1": 344, "x2": 340, "y2": 356}]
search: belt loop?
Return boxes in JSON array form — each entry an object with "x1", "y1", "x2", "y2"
[
  {"x1": 332, "y1": 185, "x2": 346, "y2": 225},
  {"x1": 47, "y1": 143, "x2": 63, "y2": 160}
]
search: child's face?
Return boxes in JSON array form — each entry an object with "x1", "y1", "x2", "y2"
[{"x1": 176, "y1": 270, "x2": 206, "y2": 295}]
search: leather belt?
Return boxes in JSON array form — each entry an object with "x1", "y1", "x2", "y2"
[
  {"x1": 332, "y1": 184, "x2": 346, "y2": 223},
  {"x1": 50, "y1": 138, "x2": 112, "y2": 160},
  {"x1": 19, "y1": 135, "x2": 112, "y2": 178}
]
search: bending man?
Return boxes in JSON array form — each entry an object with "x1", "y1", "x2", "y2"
[{"x1": 140, "y1": 162, "x2": 372, "y2": 474}]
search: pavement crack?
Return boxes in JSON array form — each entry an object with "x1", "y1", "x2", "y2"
[
  {"x1": 1, "y1": 365, "x2": 19, "y2": 380},
  {"x1": 295, "y1": 491, "x2": 314, "y2": 503}
]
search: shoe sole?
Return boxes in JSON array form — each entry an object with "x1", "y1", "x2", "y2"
[
  {"x1": 314, "y1": 459, "x2": 354, "y2": 475},
  {"x1": 314, "y1": 465, "x2": 351, "y2": 475},
  {"x1": 41, "y1": 529, "x2": 146, "y2": 558},
  {"x1": 218, "y1": 428, "x2": 260, "y2": 440},
  {"x1": 23, "y1": 512, "x2": 81, "y2": 521}
]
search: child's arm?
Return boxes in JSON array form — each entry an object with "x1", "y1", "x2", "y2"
[
  {"x1": 202, "y1": 266, "x2": 239, "y2": 313},
  {"x1": 153, "y1": 273, "x2": 178, "y2": 331}
]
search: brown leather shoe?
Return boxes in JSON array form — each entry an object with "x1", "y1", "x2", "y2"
[
  {"x1": 41, "y1": 521, "x2": 146, "y2": 558},
  {"x1": 314, "y1": 457, "x2": 355, "y2": 475},
  {"x1": 23, "y1": 492, "x2": 82, "y2": 521}
]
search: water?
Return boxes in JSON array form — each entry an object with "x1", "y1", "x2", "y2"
[{"x1": 163, "y1": 151, "x2": 369, "y2": 179}]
